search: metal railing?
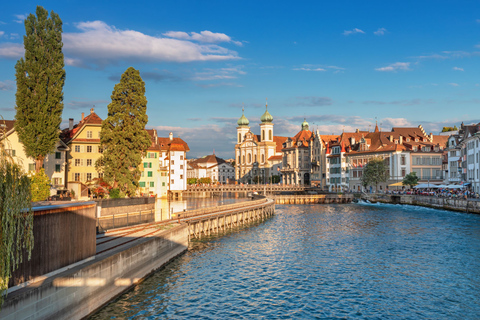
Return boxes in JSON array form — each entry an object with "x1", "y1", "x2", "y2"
[
  {"x1": 177, "y1": 198, "x2": 270, "y2": 220},
  {"x1": 97, "y1": 209, "x2": 155, "y2": 232}
]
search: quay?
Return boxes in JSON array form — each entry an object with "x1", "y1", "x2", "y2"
[
  {"x1": 274, "y1": 194, "x2": 354, "y2": 204},
  {"x1": 0, "y1": 198, "x2": 274, "y2": 320},
  {"x1": 360, "y1": 193, "x2": 480, "y2": 214}
]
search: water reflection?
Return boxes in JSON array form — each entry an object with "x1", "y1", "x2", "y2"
[{"x1": 91, "y1": 203, "x2": 480, "y2": 319}]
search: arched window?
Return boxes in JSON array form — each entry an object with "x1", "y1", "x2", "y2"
[
  {"x1": 242, "y1": 155, "x2": 245, "y2": 164},
  {"x1": 269, "y1": 130, "x2": 272, "y2": 140},
  {"x1": 248, "y1": 153, "x2": 252, "y2": 163},
  {"x1": 262, "y1": 154, "x2": 265, "y2": 163},
  {"x1": 238, "y1": 156, "x2": 241, "y2": 164},
  {"x1": 262, "y1": 131, "x2": 265, "y2": 141},
  {"x1": 254, "y1": 154, "x2": 257, "y2": 163},
  {"x1": 238, "y1": 133, "x2": 241, "y2": 143}
]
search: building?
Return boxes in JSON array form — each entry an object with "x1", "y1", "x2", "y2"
[
  {"x1": 455, "y1": 122, "x2": 480, "y2": 192},
  {"x1": 158, "y1": 132, "x2": 190, "y2": 198},
  {"x1": 61, "y1": 108, "x2": 103, "y2": 198},
  {"x1": 235, "y1": 103, "x2": 287, "y2": 184},
  {"x1": 281, "y1": 119, "x2": 315, "y2": 185},
  {"x1": 187, "y1": 154, "x2": 235, "y2": 184},
  {"x1": 1, "y1": 119, "x2": 69, "y2": 193}
]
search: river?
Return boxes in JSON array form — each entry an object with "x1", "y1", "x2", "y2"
[{"x1": 90, "y1": 202, "x2": 480, "y2": 319}]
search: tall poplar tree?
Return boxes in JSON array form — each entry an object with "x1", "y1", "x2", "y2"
[
  {"x1": 14, "y1": 6, "x2": 65, "y2": 172},
  {"x1": 99, "y1": 67, "x2": 151, "y2": 196}
]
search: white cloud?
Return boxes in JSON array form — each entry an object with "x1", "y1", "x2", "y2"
[
  {"x1": 60, "y1": 21, "x2": 240, "y2": 68},
  {"x1": 14, "y1": 14, "x2": 27, "y2": 24},
  {"x1": 374, "y1": 28, "x2": 387, "y2": 36},
  {"x1": 0, "y1": 80, "x2": 14, "y2": 91},
  {"x1": 192, "y1": 66, "x2": 246, "y2": 81},
  {"x1": 452, "y1": 67, "x2": 464, "y2": 71},
  {"x1": 0, "y1": 31, "x2": 4, "y2": 37},
  {"x1": 163, "y1": 30, "x2": 242, "y2": 46},
  {"x1": 449, "y1": 83, "x2": 459, "y2": 87},
  {"x1": 382, "y1": 118, "x2": 412, "y2": 127},
  {"x1": 375, "y1": 62, "x2": 411, "y2": 72},
  {"x1": 0, "y1": 43, "x2": 24, "y2": 59},
  {"x1": 293, "y1": 67, "x2": 326, "y2": 72},
  {"x1": 343, "y1": 28, "x2": 365, "y2": 36}
]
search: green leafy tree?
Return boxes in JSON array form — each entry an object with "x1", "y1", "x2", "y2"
[
  {"x1": 402, "y1": 172, "x2": 419, "y2": 189},
  {"x1": 360, "y1": 157, "x2": 390, "y2": 193},
  {"x1": 99, "y1": 67, "x2": 151, "y2": 196},
  {"x1": 14, "y1": 6, "x2": 65, "y2": 172},
  {"x1": 187, "y1": 178, "x2": 197, "y2": 185},
  {"x1": 0, "y1": 126, "x2": 34, "y2": 308},
  {"x1": 29, "y1": 168, "x2": 51, "y2": 201}
]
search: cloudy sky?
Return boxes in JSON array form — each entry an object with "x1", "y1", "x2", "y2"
[{"x1": 1, "y1": 0, "x2": 479, "y2": 158}]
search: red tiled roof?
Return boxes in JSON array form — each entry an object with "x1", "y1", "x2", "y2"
[
  {"x1": 273, "y1": 136, "x2": 288, "y2": 153},
  {"x1": 268, "y1": 155, "x2": 282, "y2": 161}
]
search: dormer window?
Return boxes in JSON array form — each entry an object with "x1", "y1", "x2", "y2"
[
  {"x1": 415, "y1": 138, "x2": 418, "y2": 142},
  {"x1": 406, "y1": 138, "x2": 410, "y2": 142}
]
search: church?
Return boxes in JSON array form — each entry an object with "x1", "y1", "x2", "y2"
[{"x1": 234, "y1": 102, "x2": 287, "y2": 184}]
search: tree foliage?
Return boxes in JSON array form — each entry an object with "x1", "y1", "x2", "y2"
[
  {"x1": 0, "y1": 125, "x2": 33, "y2": 308},
  {"x1": 360, "y1": 157, "x2": 390, "y2": 192},
  {"x1": 402, "y1": 172, "x2": 419, "y2": 188},
  {"x1": 14, "y1": 6, "x2": 65, "y2": 172},
  {"x1": 99, "y1": 67, "x2": 151, "y2": 197},
  {"x1": 29, "y1": 168, "x2": 51, "y2": 202}
]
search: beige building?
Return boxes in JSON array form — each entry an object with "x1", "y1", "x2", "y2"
[{"x1": 1, "y1": 120, "x2": 69, "y2": 193}]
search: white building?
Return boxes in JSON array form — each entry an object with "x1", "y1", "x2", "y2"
[{"x1": 188, "y1": 154, "x2": 234, "y2": 184}]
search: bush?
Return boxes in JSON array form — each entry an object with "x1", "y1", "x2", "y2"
[
  {"x1": 109, "y1": 188, "x2": 125, "y2": 199},
  {"x1": 30, "y1": 168, "x2": 51, "y2": 201}
]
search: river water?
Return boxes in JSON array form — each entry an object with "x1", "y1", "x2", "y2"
[{"x1": 90, "y1": 202, "x2": 480, "y2": 319}]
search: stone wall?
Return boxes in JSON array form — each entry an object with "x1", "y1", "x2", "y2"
[
  {"x1": 361, "y1": 194, "x2": 480, "y2": 214},
  {"x1": 1, "y1": 224, "x2": 189, "y2": 320},
  {"x1": 96, "y1": 197, "x2": 155, "y2": 217}
]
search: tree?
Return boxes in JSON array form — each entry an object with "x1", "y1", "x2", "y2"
[
  {"x1": 360, "y1": 157, "x2": 390, "y2": 193},
  {"x1": 30, "y1": 168, "x2": 51, "y2": 201},
  {"x1": 14, "y1": 6, "x2": 65, "y2": 172},
  {"x1": 402, "y1": 172, "x2": 419, "y2": 189},
  {"x1": 99, "y1": 67, "x2": 151, "y2": 197},
  {"x1": 0, "y1": 124, "x2": 34, "y2": 308}
]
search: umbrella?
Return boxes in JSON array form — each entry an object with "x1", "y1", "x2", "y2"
[
  {"x1": 447, "y1": 185, "x2": 463, "y2": 189},
  {"x1": 414, "y1": 183, "x2": 430, "y2": 189},
  {"x1": 388, "y1": 181, "x2": 405, "y2": 186}
]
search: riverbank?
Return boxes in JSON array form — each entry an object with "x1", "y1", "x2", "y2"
[{"x1": 359, "y1": 193, "x2": 480, "y2": 214}]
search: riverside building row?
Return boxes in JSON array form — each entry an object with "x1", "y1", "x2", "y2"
[
  {"x1": 1, "y1": 108, "x2": 189, "y2": 199},
  {"x1": 233, "y1": 106, "x2": 480, "y2": 192}
]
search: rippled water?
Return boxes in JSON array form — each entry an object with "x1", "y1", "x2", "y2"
[{"x1": 90, "y1": 203, "x2": 480, "y2": 319}]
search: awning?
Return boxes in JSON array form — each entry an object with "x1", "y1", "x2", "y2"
[{"x1": 388, "y1": 182, "x2": 405, "y2": 186}]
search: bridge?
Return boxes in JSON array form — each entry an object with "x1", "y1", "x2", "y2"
[{"x1": 184, "y1": 184, "x2": 306, "y2": 197}]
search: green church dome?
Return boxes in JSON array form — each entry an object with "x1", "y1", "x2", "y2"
[
  {"x1": 237, "y1": 109, "x2": 249, "y2": 126},
  {"x1": 301, "y1": 118, "x2": 309, "y2": 131},
  {"x1": 260, "y1": 102, "x2": 273, "y2": 123}
]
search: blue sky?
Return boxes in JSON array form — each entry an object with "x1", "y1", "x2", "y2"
[{"x1": 1, "y1": 0, "x2": 479, "y2": 158}]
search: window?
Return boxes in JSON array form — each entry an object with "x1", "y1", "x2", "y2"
[
  {"x1": 269, "y1": 130, "x2": 272, "y2": 140},
  {"x1": 53, "y1": 177, "x2": 62, "y2": 185},
  {"x1": 401, "y1": 156, "x2": 406, "y2": 165},
  {"x1": 171, "y1": 179, "x2": 175, "y2": 184},
  {"x1": 402, "y1": 169, "x2": 406, "y2": 177},
  {"x1": 262, "y1": 131, "x2": 265, "y2": 141},
  {"x1": 238, "y1": 133, "x2": 241, "y2": 143},
  {"x1": 55, "y1": 164, "x2": 61, "y2": 172},
  {"x1": 150, "y1": 182, "x2": 154, "y2": 187},
  {"x1": 148, "y1": 171, "x2": 153, "y2": 177},
  {"x1": 180, "y1": 174, "x2": 183, "y2": 179},
  {"x1": 162, "y1": 182, "x2": 165, "y2": 186},
  {"x1": 74, "y1": 173, "x2": 80, "y2": 181},
  {"x1": 87, "y1": 173, "x2": 92, "y2": 181},
  {"x1": 98, "y1": 147, "x2": 103, "y2": 153},
  {"x1": 143, "y1": 162, "x2": 152, "y2": 168},
  {"x1": 139, "y1": 181, "x2": 146, "y2": 187},
  {"x1": 87, "y1": 159, "x2": 92, "y2": 166},
  {"x1": 87, "y1": 131, "x2": 93, "y2": 138},
  {"x1": 98, "y1": 172, "x2": 104, "y2": 178},
  {"x1": 75, "y1": 145, "x2": 80, "y2": 153},
  {"x1": 171, "y1": 170, "x2": 175, "y2": 174},
  {"x1": 87, "y1": 146, "x2": 92, "y2": 153},
  {"x1": 55, "y1": 152, "x2": 61, "y2": 159},
  {"x1": 180, "y1": 155, "x2": 184, "y2": 160},
  {"x1": 141, "y1": 171, "x2": 144, "y2": 177},
  {"x1": 75, "y1": 159, "x2": 81, "y2": 166},
  {"x1": 171, "y1": 160, "x2": 175, "y2": 165},
  {"x1": 180, "y1": 165, "x2": 184, "y2": 169}
]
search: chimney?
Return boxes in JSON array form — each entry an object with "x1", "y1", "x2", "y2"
[
  {"x1": 169, "y1": 132, "x2": 173, "y2": 141},
  {"x1": 90, "y1": 107, "x2": 94, "y2": 114},
  {"x1": 389, "y1": 135, "x2": 393, "y2": 142},
  {"x1": 69, "y1": 118, "x2": 74, "y2": 130},
  {"x1": 399, "y1": 136, "x2": 403, "y2": 145},
  {"x1": 355, "y1": 128, "x2": 359, "y2": 133},
  {"x1": 81, "y1": 112, "x2": 85, "y2": 121},
  {"x1": 430, "y1": 133, "x2": 433, "y2": 141}
]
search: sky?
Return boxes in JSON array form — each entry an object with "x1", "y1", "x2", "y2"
[{"x1": 1, "y1": 0, "x2": 479, "y2": 159}]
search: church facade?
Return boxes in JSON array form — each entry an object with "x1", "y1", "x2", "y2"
[{"x1": 234, "y1": 104, "x2": 287, "y2": 184}]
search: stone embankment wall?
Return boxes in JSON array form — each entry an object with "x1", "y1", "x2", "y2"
[
  {"x1": 1, "y1": 225, "x2": 189, "y2": 320},
  {"x1": 360, "y1": 194, "x2": 480, "y2": 214},
  {"x1": 96, "y1": 197, "x2": 155, "y2": 217},
  {"x1": 275, "y1": 194, "x2": 354, "y2": 205}
]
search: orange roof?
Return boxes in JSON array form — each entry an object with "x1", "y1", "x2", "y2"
[
  {"x1": 268, "y1": 155, "x2": 282, "y2": 161},
  {"x1": 273, "y1": 136, "x2": 288, "y2": 153}
]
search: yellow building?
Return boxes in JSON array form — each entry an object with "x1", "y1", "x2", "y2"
[{"x1": 61, "y1": 108, "x2": 103, "y2": 197}]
